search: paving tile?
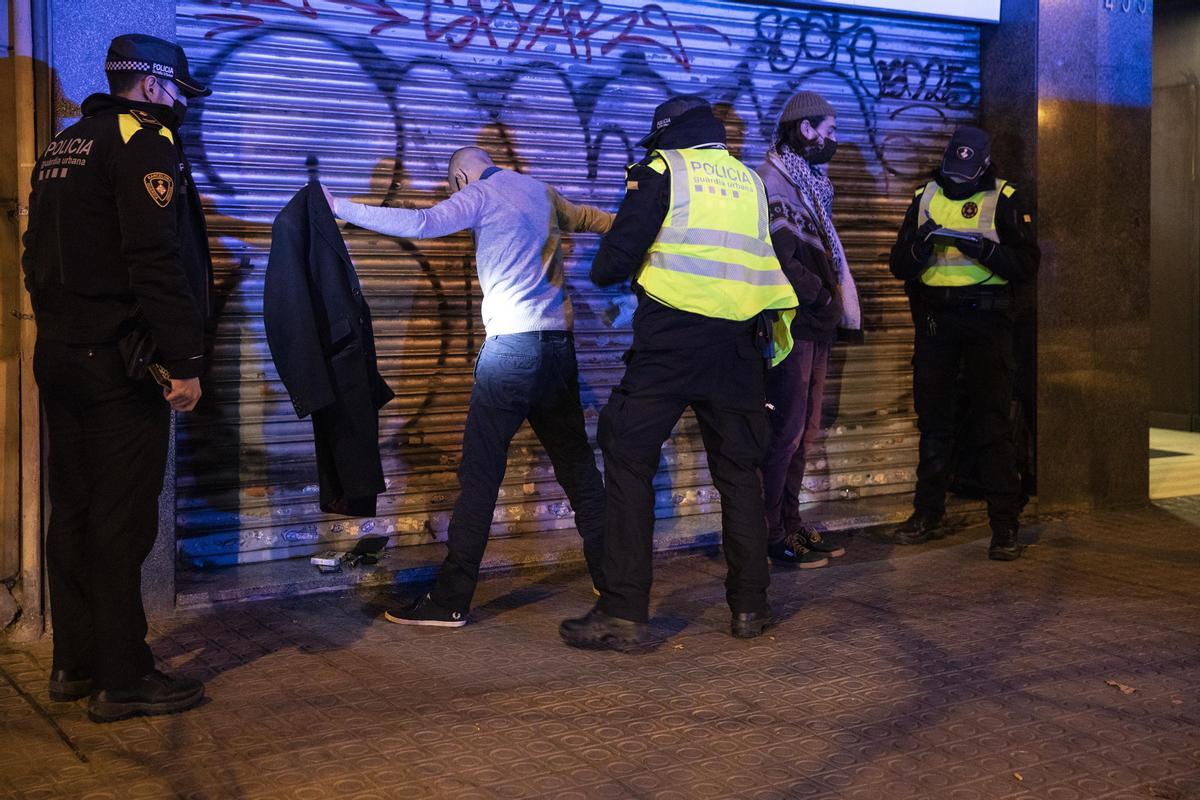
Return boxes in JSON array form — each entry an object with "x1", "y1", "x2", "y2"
[{"x1": 3, "y1": 502, "x2": 1200, "y2": 798}]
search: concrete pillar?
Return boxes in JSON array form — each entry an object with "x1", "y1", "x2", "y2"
[{"x1": 983, "y1": 0, "x2": 1153, "y2": 512}]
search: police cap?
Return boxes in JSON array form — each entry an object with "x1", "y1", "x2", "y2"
[
  {"x1": 105, "y1": 33, "x2": 211, "y2": 98},
  {"x1": 638, "y1": 95, "x2": 713, "y2": 149},
  {"x1": 941, "y1": 126, "x2": 991, "y2": 182}
]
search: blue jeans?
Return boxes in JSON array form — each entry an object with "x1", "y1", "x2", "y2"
[{"x1": 431, "y1": 332, "x2": 607, "y2": 612}]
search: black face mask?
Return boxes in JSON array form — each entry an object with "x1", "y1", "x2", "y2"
[
  {"x1": 169, "y1": 99, "x2": 188, "y2": 127},
  {"x1": 803, "y1": 135, "x2": 837, "y2": 165},
  {"x1": 154, "y1": 85, "x2": 188, "y2": 128}
]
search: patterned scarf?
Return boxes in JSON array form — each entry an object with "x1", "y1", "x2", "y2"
[{"x1": 776, "y1": 145, "x2": 844, "y2": 279}]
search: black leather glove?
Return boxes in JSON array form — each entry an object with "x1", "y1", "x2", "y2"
[
  {"x1": 955, "y1": 235, "x2": 995, "y2": 262},
  {"x1": 912, "y1": 219, "x2": 939, "y2": 261}
]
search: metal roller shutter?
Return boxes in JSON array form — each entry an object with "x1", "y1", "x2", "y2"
[{"x1": 174, "y1": 0, "x2": 981, "y2": 567}]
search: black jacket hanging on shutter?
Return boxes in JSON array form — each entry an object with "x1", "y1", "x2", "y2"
[{"x1": 265, "y1": 183, "x2": 394, "y2": 517}]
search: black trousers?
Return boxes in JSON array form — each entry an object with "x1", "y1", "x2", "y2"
[
  {"x1": 596, "y1": 334, "x2": 771, "y2": 624},
  {"x1": 35, "y1": 338, "x2": 169, "y2": 690},
  {"x1": 911, "y1": 306, "x2": 1022, "y2": 530},
  {"x1": 431, "y1": 332, "x2": 606, "y2": 613}
]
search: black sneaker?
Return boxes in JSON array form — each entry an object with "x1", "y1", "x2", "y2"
[
  {"x1": 988, "y1": 527, "x2": 1023, "y2": 561},
  {"x1": 48, "y1": 669, "x2": 93, "y2": 702},
  {"x1": 559, "y1": 607, "x2": 649, "y2": 652},
  {"x1": 793, "y1": 524, "x2": 846, "y2": 558},
  {"x1": 88, "y1": 670, "x2": 205, "y2": 723},
  {"x1": 768, "y1": 532, "x2": 829, "y2": 569},
  {"x1": 384, "y1": 593, "x2": 466, "y2": 627},
  {"x1": 893, "y1": 511, "x2": 945, "y2": 545},
  {"x1": 731, "y1": 609, "x2": 773, "y2": 639}
]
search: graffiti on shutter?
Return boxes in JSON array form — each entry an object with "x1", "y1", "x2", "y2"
[{"x1": 175, "y1": 0, "x2": 980, "y2": 566}]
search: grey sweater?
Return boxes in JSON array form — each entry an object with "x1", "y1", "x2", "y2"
[{"x1": 334, "y1": 170, "x2": 613, "y2": 336}]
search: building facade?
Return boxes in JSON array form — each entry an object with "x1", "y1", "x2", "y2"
[{"x1": 0, "y1": 0, "x2": 1153, "y2": 633}]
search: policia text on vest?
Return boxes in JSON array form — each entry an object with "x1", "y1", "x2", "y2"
[
  {"x1": 637, "y1": 148, "x2": 798, "y2": 364},
  {"x1": 561, "y1": 98, "x2": 800, "y2": 648}
]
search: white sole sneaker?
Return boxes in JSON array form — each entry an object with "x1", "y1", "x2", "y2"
[{"x1": 383, "y1": 610, "x2": 467, "y2": 627}]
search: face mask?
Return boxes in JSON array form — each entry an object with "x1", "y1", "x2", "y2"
[
  {"x1": 803, "y1": 134, "x2": 837, "y2": 165},
  {"x1": 155, "y1": 83, "x2": 188, "y2": 127}
]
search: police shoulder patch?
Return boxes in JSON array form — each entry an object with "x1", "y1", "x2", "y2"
[
  {"x1": 129, "y1": 108, "x2": 163, "y2": 128},
  {"x1": 144, "y1": 172, "x2": 175, "y2": 208},
  {"x1": 120, "y1": 113, "x2": 175, "y2": 145}
]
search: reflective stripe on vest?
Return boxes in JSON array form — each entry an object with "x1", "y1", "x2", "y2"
[
  {"x1": 917, "y1": 180, "x2": 1008, "y2": 287},
  {"x1": 636, "y1": 148, "x2": 797, "y2": 322}
]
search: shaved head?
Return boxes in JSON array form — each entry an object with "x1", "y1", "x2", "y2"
[{"x1": 448, "y1": 146, "x2": 495, "y2": 192}]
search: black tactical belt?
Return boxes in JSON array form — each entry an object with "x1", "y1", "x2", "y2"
[{"x1": 918, "y1": 286, "x2": 1012, "y2": 311}]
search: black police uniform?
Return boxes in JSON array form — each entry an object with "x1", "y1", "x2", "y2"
[
  {"x1": 585, "y1": 110, "x2": 773, "y2": 626},
  {"x1": 889, "y1": 168, "x2": 1039, "y2": 540},
  {"x1": 22, "y1": 93, "x2": 212, "y2": 691}
]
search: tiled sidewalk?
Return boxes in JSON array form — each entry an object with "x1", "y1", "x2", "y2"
[{"x1": 2, "y1": 500, "x2": 1199, "y2": 800}]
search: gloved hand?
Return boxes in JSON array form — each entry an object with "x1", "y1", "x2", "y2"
[
  {"x1": 912, "y1": 218, "x2": 939, "y2": 261},
  {"x1": 603, "y1": 287, "x2": 638, "y2": 328},
  {"x1": 917, "y1": 218, "x2": 940, "y2": 242},
  {"x1": 955, "y1": 235, "x2": 995, "y2": 262}
]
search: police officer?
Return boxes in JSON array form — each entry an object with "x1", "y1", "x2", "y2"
[
  {"x1": 888, "y1": 126, "x2": 1039, "y2": 560},
  {"x1": 22, "y1": 34, "x2": 214, "y2": 721},
  {"x1": 559, "y1": 96, "x2": 798, "y2": 650}
]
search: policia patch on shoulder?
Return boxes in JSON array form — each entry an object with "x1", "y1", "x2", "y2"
[
  {"x1": 144, "y1": 172, "x2": 174, "y2": 207},
  {"x1": 129, "y1": 108, "x2": 162, "y2": 128}
]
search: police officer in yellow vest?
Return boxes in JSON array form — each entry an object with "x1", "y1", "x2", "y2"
[
  {"x1": 888, "y1": 126, "x2": 1039, "y2": 560},
  {"x1": 560, "y1": 96, "x2": 798, "y2": 650}
]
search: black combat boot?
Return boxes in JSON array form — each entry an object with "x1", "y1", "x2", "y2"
[
  {"x1": 88, "y1": 670, "x2": 205, "y2": 723},
  {"x1": 731, "y1": 609, "x2": 773, "y2": 640},
  {"x1": 988, "y1": 527, "x2": 1023, "y2": 561},
  {"x1": 559, "y1": 607, "x2": 649, "y2": 652},
  {"x1": 48, "y1": 669, "x2": 93, "y2": 702},
  {"x1": 893, "y1": 511, "x2": 945, "y2": 545}
]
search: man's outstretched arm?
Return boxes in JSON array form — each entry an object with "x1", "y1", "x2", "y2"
[{"x1": 327, "y1": 184, "x2": 484, "y2": 240}]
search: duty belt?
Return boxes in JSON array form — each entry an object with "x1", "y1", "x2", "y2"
[
  {"x1": 917, "y1": 285, "x2": 1012, "y2": 311},
  {"x1": 29, "y1": 286, "x2": 133, "y2": 343}
]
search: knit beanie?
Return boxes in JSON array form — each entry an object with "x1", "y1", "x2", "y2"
[{"x1": 779, "y1": 91, "x2": 837, "y2": 124}]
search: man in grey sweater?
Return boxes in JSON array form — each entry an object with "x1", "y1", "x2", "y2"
[{"x1": 324, "y1": 147, "x2": 613, "y2": 626}]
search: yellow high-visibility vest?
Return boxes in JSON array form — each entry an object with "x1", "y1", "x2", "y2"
[
  {"x1": 916, "y1": 180, "x2": 1014, "y2": 287},
  {"x1": 635, "y1": 148, "x2": 799, "y2": 365}
]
